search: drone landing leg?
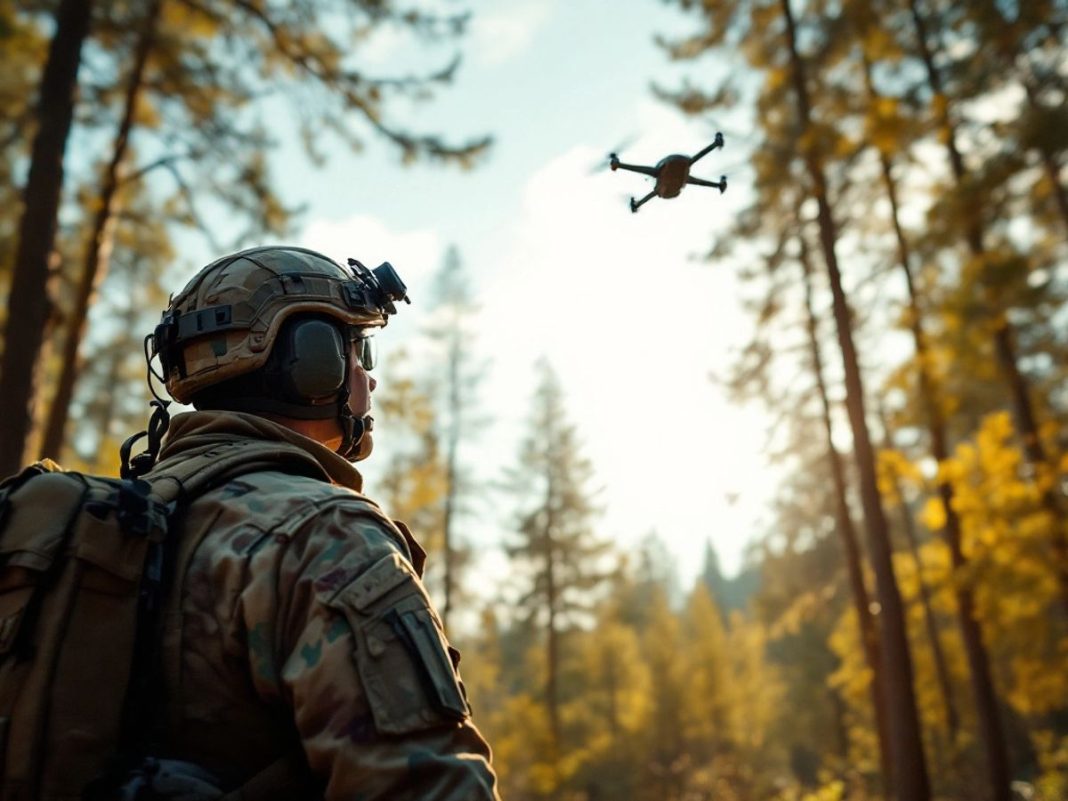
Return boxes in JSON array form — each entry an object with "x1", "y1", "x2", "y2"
[{"x1": 630, "y1": 190, "x2": 656, "y2": 213}]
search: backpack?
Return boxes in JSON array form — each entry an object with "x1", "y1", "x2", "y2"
[{"x1": 0, "y1": 440, "x2": 326, "y2": 801}]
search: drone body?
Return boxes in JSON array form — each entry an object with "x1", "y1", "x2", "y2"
[
  {"x1": 651, "y1": 155, "x2": 692, "y2": 199},
  {"x1": 610, "y1": 132, "x2": 727, "y2": 212}
]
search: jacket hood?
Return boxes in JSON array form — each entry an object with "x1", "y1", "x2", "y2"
[{"x1": 158, "y1": 410, "x2": 363, "y2": 491}]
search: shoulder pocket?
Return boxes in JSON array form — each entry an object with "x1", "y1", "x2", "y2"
[{"x1": 324, "y1": 552, "x2": 469, "y2": 735}]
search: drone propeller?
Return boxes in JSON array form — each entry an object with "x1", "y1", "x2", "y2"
[
  {"x1": 589, "y1": 135, "x2": 638, "y2": 174},
  {"x1": 698, "y1": 119, "x2": 749, "y2": 142},
  {"x1": 588, "y1": 154, "x2": 615, "y2": 175}
]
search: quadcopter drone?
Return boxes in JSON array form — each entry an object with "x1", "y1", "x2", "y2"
[{"x1": 610, "y1": 132, "x2": 727, "y2": 213}]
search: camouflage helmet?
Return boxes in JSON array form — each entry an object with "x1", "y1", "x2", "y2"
[{"x1": 153, "y1": 245, "x2": 408, "y2": 404}]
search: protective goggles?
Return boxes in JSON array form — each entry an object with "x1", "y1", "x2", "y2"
[{"x1": 349, "y1": 329, "x2": 377, "y2": 371}]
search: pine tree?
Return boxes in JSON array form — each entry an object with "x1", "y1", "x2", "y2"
[
  {"x1": 798, "y1": 219, "x2": 893, "y2": 794},
  {"x1": 682, "y1": 583, "x2": 731, "y2": 761},
  {"x1": 639, "y1": 586, "x2": 689, "y2": 801},
  {"x1": 423, "y1": 244, "x2": 486, "y2": 628},
  {"x1": 372, "y1": 349, "x2": 449, "y2": 581},
  {"x1": 505, "y1": 360, "x2": 608, "y2": 781}
]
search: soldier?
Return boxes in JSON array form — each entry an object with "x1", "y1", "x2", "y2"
[{"x1": 130, "y1": 245, "x2": 500, "y2": 799}]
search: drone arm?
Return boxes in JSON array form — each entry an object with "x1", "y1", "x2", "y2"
[
  {"x1": 687, "y1": 175, "x2": 727, "y2": 194},
  {"x1": 613, "y1": 162, "x2": 658, "y2": 177},
  {"x1": 688, "y1": 132, "x2": 725, "y2": 166}
]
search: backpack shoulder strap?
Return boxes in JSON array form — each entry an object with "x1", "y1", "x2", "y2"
[{"x1": 125, "y1": 440, "x2": 330, "y2": 769}]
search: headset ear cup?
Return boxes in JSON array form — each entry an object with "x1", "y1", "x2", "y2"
[{"x1": 275, "y1": 318, "x2": 347, "y2": 402}]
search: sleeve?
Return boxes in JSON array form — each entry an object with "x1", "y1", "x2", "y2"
[{"x1": 249, "y1": 501, "x2": 501, "y2": 801}]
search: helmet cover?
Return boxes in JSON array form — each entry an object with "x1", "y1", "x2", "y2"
[{"x1": 155, "y1": 246, "x2": 396, "y2": 404}]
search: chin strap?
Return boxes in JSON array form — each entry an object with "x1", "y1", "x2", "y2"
[
  {"x1": 335, "y1": 386, "x2": 373, "y2": 461},
  {"x1": 337, "y1": 414, "x2": 373, "y2": 461},
  {"x1": 120, "y1": 400, "x2": 172, "y2": 479}
]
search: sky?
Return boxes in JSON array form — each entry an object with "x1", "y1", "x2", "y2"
[{"x1": 169, "y1": 0, "x2": 780, "y2": 587}]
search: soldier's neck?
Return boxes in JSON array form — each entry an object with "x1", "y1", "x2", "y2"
[{"x1": 260, "y1": 413, "x2": 343, "y2": 451}]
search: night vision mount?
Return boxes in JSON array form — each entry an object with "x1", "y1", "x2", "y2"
[{"x1": 347, "y1": 258, "x2": 410, "y2": 315}]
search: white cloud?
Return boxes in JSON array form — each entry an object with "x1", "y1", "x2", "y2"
[
  {"x1": 469, "y1": 1, "x2": 553, "y2": 66},
  {"x1": 299, "y1": 114, "x2": 772, "y2": 582},
  {"x1": 299, "y1": 214, "x2": 444, "y2": 286},
  {"x1": 359, "y1": 1, "x2": 553, "y2": 69},
  {"x1": 356, "y1": 25, "x2": 409, "y2": 66},
  {"x1": 297, "y1": 215, "x2": 447, "y2": 348},
  {"x1": 474, "y1": 139, "x2": 773, "y2": 577}
]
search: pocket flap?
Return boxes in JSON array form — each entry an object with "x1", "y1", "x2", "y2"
[
  {"x1": 0, "y1": 473, "x2": 85, "y2": 566},
  {"x1": 326, "y1": 554, "x2": 469, "y2": 735},
  {"x1": 73, "y1": 513, "x2": 147, "y2": 584},
  {"x1": 338, "y1": 551, "x2": 417, "y2": 612}
]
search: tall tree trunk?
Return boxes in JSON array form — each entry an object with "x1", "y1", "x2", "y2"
[
  {"x1": 1022, "y1": 76, "x2": 1068, "y2": 234},
  {"x1": 798, "y1": 227, "x2": 893, "y2": 796},
  {"x1": 90, "y1": 347, "x2": 127, "y2": 472},
  {"x1": 908, "y1": 0, "x2": 1068, "y2": 613},
  {"x1": 441, "y1": 325, "x2": 462, "y2": 629},
  {"x1": 545, "y1": 578, "x2": 562, "y2": 789},
  {"x1": 1032, "y1": 127, "x2": 1068, "y2": 235},
  {"x1": 39, "y1": 0, "x2": 162, "y2": 462},
  {"x1": 780, "y1": 2, "x2": 931, "y2": 799},
  {"x1": 605, "y1": 649, "x2": 620, "y2": 744},
  {"x1": 543, "y1": 473, "x2": 561, "y2": 776},
  {"x1": 441, "y1": 436, "x2": 457, "y2": 628},
  {"x1": 875, "y1": 407, "x2": 960, "y2": 742},
  {"x1": 87, "y1": 287, "x2": 145, "y2": 472},
  {"x1": 0, "y1": 0, "x2": 93, "y2": 478},
  {"x1": 546, "y1": 566, "x2": 560, "y2": 758},
  {"x1": 890, "y1": 464, "x2": 962, "y2": 737},
  {"x1": 865, "y1": 61, "x2": 1011, "y2": 797},
  {"x1": 828, "y1": 688, "x2": 852, "y2": 762}
]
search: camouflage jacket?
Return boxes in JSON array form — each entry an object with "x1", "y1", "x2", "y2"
[{"x1": 147, "y1": 411, "x2": 500, "y2": 800}]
